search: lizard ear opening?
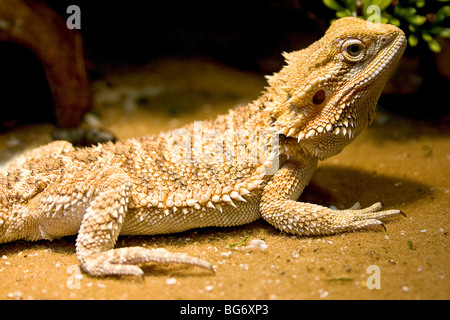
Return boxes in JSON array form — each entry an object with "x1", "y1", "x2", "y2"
[{"x1": 312, "y1": 89, "x2": 326, "y2": 105}]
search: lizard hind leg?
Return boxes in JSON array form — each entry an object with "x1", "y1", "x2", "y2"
[{"x1": 75, "y1": 168, "x2": 212, "y2": 277}]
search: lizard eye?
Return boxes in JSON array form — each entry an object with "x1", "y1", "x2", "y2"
[
  {"x1": 341, "y1": 39, "x2": 365, "y2": 62},
  {"x1": 347, "y1": 44, "x2": 361, "y2": 56}
]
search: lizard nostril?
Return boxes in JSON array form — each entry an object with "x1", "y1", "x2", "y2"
[{"x1": 313, "y1": 90, "x2": 326, "y2": 105}]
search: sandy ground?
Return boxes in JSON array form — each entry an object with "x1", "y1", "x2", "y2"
[{"x1": 0, "y1": 58, "x2": 448, "y2": 300}]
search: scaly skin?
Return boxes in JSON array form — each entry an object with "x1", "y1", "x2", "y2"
[{"x1": 0, "y1": 17, "x2": 406, "y2": 277}]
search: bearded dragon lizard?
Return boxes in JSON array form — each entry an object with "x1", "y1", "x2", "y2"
[{"x1": 0, "y1": 17, "x2": 406, "y2": 277}]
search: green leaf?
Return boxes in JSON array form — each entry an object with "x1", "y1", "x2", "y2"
[
  {"x1": 388, "y1": 16, "x2": 401, "y2": 26},
  {"x1": 435, "y1": 13, "x2": 445, "y2": 24},
  {"x1": 415, "y1": 0, "x2": 426, "y2": 8},
  {"x1": 408, "y1": 15, "x2": 427, "y2": 26},
  {"x1": 323, "y1": 0, "x2": 344, "y2": 11},
  {"x1": 397, "y1": 7, "x2": 417, "y2": 18},
  {"x1": 437, "y1": 27, "x2": 450, "y2": 38},
  {"x1": 343, "y1": 0, "x2": 357, "y2": 12},
  {"x1": 336, "y1": 9, "x2": 353, "y2": 18},
  {"x1": 422, "y1": 33, "x2": 433, "y2": 42},
  {"x1": 408, "y1": 34, "x2": 419, "y2": 47},
  {"x1": 228, "y1": 235, "x2": 251, "y2": 248},
  {"x1": 427, "y1": 38, "x2": 441, "y2": 53},
  {"x1": 369, "y1": 0, "x2": 392, "y2": 10},
  {"x1": 380, "y1": 16, "x2": 389, "y2": 23},
  {"x1": 436, "y1": 5, "x2": 450, "y2": 17}
]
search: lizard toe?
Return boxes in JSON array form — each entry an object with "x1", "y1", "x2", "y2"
[{"x1": 349, "y1": 219, "x2": 386, "y2": 232}]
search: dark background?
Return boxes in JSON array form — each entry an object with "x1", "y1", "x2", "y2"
[
  {"x1": 1, "y1": 0, "x2": 448, "y2": 130},
  {"x1": 49, "y1": 0, "x2": 331, "y2": 72},
  {"x1": 2, "y1": 0, "x2": 334, "y2": 129}
]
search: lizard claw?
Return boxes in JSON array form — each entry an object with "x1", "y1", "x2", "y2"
[
  {"x1": 344, "y1": 202, "x2": 405, "y2": 233},
  {"x1": 348, "y1": 202, "x2": 362, "y2": 210}
]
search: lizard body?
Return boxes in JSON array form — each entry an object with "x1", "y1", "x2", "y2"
[{"x1": 0, "y1": 17, "x2": 406, "y2": 277}]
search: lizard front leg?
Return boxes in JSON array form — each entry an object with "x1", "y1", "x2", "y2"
[
  {"x1": 260, "y1": 160, "x2": 404, "y2": 236},
  {"x1": 75, "y1": 167, "x2": 213, "y2": 277}
]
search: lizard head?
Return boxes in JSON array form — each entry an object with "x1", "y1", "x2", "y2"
[{"x1": 265, "y1": 17, "x2": 406, "y2": 159}]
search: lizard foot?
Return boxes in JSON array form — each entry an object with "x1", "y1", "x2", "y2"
[
  {"x1": 262, "y1": 197, "x2": 405, "y2": 236},
  {"x1": 333, "y1": 202, "x2": 406, "y2": 233},
  {"x1": 78, "y1": 247, "x2": 214, "y2": 277}
]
